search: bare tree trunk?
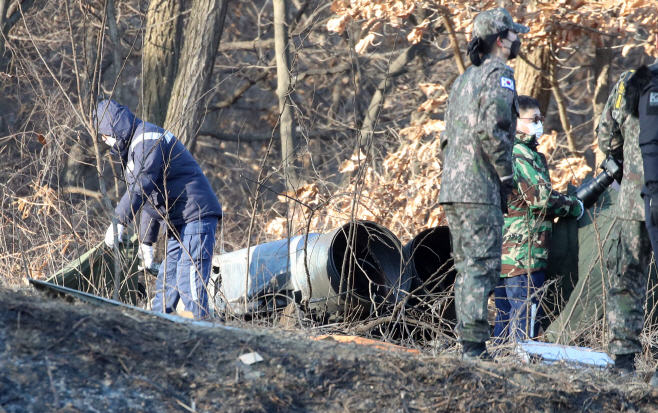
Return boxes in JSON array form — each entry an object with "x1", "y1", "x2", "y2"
[
  {"x1": 164, "y1": 0, "x2": 228, "y2": 151},
  {"x1": 361, "y1": 42, "x2": 427, "y2": 146},
  {"x1": 63, "y1": 139, "x2": 99, "y2": 190},
  {"x1": 82, "y1": 28, "x2": 100, "y2": 119},
  {"x1": 0, "y1": 1, "x2": 10, "y2": 64},
  {"x1": 0, "y1": 0, "x2": 36, "y2": 69},
  {"x1": 516, "y1": 47, "x2": 552, "y2": 115},
  {"x1": 592, "y1": 38, "x2": 614, "y2": 165},
  {"x1": 549, "y1": 58, "x2": 577, "y2": 154},
  {"x1": 141, "y1": 0, "x2": 182, "y2": 125},
  {"x1": 106, "y1": 0, "x2": 123, "y2": 103},
  {"x1": 273, "y1": 0, "x2": 297, "y2": 189},
  {"x1": 92, "y1": 6, "x2": 123, "y2": 301},
  {"x1": 440, "y1": 10, "x2": 464, "y2": 75}
]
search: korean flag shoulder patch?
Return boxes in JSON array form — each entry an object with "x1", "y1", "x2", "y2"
[
  {"x1": 500, "y1": 77, "x2": 515, "y2": 91},
  {"x1": 648, "y1": 91, "x2": 658, "y2": 116},
  {"x1": 650, "y1": 92, "x2": 658, "y2": 106}
]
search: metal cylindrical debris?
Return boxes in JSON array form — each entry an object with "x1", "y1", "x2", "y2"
[
  {"x1": 403, "y1": 226, "x2": 457, "y2": 329},
  {"x1": 403, "y1": 226, "x2": 455, "y2": 296},
  {"x1": 291, "y1": 221, "x2": 412, "y2": 313},
  {"x1": 213, "y1": 235, "x2": 308, "y2": 305},
  {"x1": 213, "y1": 220, "x2": 412, "y2": 315}
]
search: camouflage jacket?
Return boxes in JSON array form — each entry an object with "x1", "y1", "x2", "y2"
[
  {"x1": 501, "y1": 132, "x2": 582, "y2": 277},
  {"x1": 439, "y1": 54, "x2": 517, "y2": 207},
  {"x1": 598, "y1": 70, "x2": 644, "y2": 221}
]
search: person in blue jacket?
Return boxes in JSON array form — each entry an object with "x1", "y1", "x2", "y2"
[
  {"x1": 137, "y1": 204, "x2": 163, "y2": 272},
  {"x1": 95, "y1": 99, "x2": 223, "y2": 318}
]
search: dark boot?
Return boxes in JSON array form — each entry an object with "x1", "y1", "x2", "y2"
[
  {"x1": 613, "y1": 353, "x2": 636, "y2": 376},
  {"x1": 462, "y1": 341, "x2": 493, "y2": 361}
]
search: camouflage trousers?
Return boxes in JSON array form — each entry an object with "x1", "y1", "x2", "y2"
[
  {"x1": 444, "y1": 203, "x2": 504, "y2": 343},
  {"x1": 606, "y1": 219, "x2": 651, "y2": 355}
]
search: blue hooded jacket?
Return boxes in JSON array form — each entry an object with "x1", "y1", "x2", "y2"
[
  {"x1": 139, "y1": 205, "x2": 162, "y2": 245},
  {"x1": 94, "y1": 100, "x2": 223, "y2": 228}
]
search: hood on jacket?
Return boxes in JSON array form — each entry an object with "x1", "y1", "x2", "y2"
[{"x1": 94, "y1": 100, "x2": 141, "y2": 160}]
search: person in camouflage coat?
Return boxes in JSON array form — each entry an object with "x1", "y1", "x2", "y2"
[
  {"x1": 599, "y1": 52, "x2": 658, "y2": 374},
  {"x1": 439, "y1": 7, "x2": 529, "y2": 360},
  {"x1": 495, "y1": 96, "x2": 583, "y2": 343}
]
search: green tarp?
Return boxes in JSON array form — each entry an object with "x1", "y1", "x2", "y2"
[
  {"x1": 545, "y1": 186, "x2": 658, "y2": 344},
  {"x1": 46, "y1": 233, "x2": 141, "y2": 304}
]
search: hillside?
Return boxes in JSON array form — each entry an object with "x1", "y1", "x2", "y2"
[{"x1": 1, "y1": 289, "x2": 658, "y2": 412}]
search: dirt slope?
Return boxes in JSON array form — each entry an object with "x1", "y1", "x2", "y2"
[{"x1": 1, "y1": 290, "x2": 658, "y2": 413}]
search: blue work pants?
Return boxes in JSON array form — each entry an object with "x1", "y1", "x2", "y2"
[
  {"x1": 152, "y1": 217, "x2": 217, "y2": 318},
  {"x1": 494, "y1": 271, "x2": 545, "y2": 343}
]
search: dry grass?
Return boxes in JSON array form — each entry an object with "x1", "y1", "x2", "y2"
[{"x1": 3, "y1": 289, "x2": 658, "y2": 412}]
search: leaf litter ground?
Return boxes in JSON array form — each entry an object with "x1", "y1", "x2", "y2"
[{"x1": 1, "y1": 289, "x2": 658, "y2": 412}]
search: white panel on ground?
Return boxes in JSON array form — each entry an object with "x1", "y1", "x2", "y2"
[{"x1": 517, "y1": 341, "x2": 613, "y2": 368}]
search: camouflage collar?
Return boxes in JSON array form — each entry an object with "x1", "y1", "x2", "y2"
[
  {"x1": 480, "y1": 54, "x2": 516, "y2": 72},
  {"x1": 481, "y1": 53, "x2": 503, "y2": 65},
  {"x1": 515, "y1": 131, "x2": 538, "y2": 151}
]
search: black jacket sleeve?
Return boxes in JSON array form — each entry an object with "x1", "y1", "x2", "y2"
[
  {"x1": 639, "y1": 78, "x2": 658, "y2": 191},
  {"x1": 139, "y1": 206, "x2": 161, "y2": 245}
]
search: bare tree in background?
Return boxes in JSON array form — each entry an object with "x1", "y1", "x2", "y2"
[
  {"x1": 163, "y1": 0, "x2": 229, "y2": 152},
  {"x1": 106, "y1": 0, "x2": 123, "y2": 103},
  {"x1": 141, "y1": 0, "x2": 182, "y2": 125},
  {"x1": 592, "y1": 37, "x2": 614, "y2": 163},
  {"x1": 517, "y1": 49, "x2": 552, "y2": 115},
  {"x1": 273, "y1": 0, "x2": 298, "y2": 189},
  {"x1": 360, "y1": 42, "x2": 427, "y2": 154},
  {"x1": 0, "y1": 0, "x2": 35, "y2": 69}
]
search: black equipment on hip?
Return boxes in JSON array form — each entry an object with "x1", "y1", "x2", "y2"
[{"x1": 575, "y1": 156, "x2": 622, "y2": 209}]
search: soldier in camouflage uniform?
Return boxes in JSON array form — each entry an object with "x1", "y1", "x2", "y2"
[
  {"x1": 599, "y1": 53, "x2": 658, "y2": 374},
  {"x1": 439, "y1": 7, "x2": 529, "y2": 360},
  {"x1": 495, "y1": 96, "x2": 583, "y2": 343}
]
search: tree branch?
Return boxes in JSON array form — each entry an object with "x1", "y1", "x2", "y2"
[
  {"x1": 289, "y1": 0, "x2": 311, "y2": 34},
  {"x1": 206, "y1": 70, "x2": 270, "y2": 113},
  {"x1": 438, "y1": 9, "x2": 464, "y2": 75},
  {"x1": 549, "y1": 57, "x2": 578, "y2": 155},
  {"x1": 198, "y1": 130, "x2": 345, "y2": 142},
  {"x1": 518, "y1": 51, "x2": 551, "y2": 78},
  {"x1": 218, "y1": 38, "x2": 274, "y2": 51},
  {"x1": 5, "y1": 0, "x2": 35, "y2": 33},
  {"x1": 295, "y1": 62, "x2": 351, "y2": 82},
  {"x1": 361, "y1": 42, "x2": 428, "y2": 143}
]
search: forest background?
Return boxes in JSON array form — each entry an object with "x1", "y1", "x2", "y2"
[{"x1": 0, "y1": 0, "x2": 656, "y2": 287}]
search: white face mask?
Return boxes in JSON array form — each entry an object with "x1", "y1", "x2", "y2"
[
  {"x1": 525, "y1": 121, "x2": 543, "y2": 138},
  {"x1": 102, "y1": 135, "x2": 117, "y2": 148}
]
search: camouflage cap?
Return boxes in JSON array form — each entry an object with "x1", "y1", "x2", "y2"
[{"x1": 472, "y1": 7, "x2": 530, "y2": 38}]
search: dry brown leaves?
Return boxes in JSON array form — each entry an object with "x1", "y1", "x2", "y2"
[
  {"x1": 550, "y1": 156, "x2": 592, "y2": 192},
  {"x1": 266, "y1": 123, "x2": 446, "y2": 242},
  {"x1": 14, "y1": 184, "x2": 58, "y2": 219},
  {"x1": 407, "y1": 18, "x2": 430, "y2": 44},
  {"x1": 266, "y1": 123, "x2": 590, "y2": 240},
  {"x1": 326, "y1": 0, "x2": 658, "y2": 54},
  {"x1": 537, "y1": 131, "x2": 592, "y2": 192},
  {"x1": 288, "y1": 0, "x2": 636, "y2": 240},
  {"x1": 417, "y1": 82, "x2": 449, "y2": 112}
]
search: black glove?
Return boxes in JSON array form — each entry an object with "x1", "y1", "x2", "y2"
[
  {"x1": 649, "y1": 192, "x2": 658, "y2": 227},
  {"x1": 500, "y1": 178, "x2": 514, "y2": 215}
]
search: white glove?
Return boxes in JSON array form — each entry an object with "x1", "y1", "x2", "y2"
[
  {"x1": 576, "y1": 199, "x2": 585, "y2": 221},
  {"x1": 104, "y1": 223, "x2": 125, "y2": 247},
  {"x1": 139, "y1": 243, "x2": 154, "y2": 269}
]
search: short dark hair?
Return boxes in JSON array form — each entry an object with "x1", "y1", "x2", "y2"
[{"x1": 518, "y1": 95, "x2": 540, "y2": 112}]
